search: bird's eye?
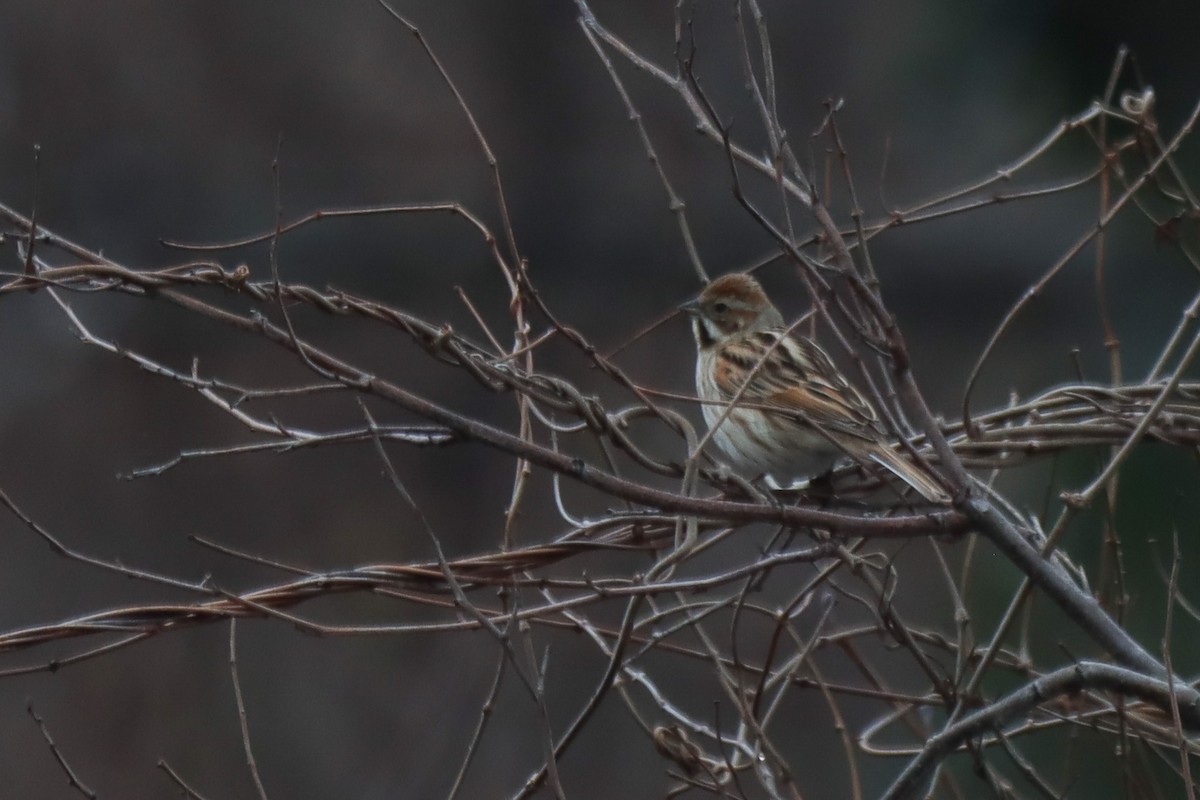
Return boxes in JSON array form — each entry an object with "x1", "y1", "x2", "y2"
[{"x1": 712, "y1": 302, "x2": 728, "y2": 314}]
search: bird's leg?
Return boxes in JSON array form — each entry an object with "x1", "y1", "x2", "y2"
[
  {"x1": 701, "y1": 465, "x2": 774, "y2": 504},
  {"x1": 806, "y1": 468, "x2": 838, "y2": 507}
]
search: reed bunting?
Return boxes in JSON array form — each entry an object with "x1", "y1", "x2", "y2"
[{"x1": 681, "y1": 273, "x2": 950, "y2": 504}]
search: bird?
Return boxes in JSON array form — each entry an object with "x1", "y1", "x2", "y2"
[{"x1": 680, "y1": 272, "x2": 950, "y2": 504}]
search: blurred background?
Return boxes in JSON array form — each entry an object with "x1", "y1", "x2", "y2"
[{"x1": 0, "y1": 1, "x2": 1198, "y2": 797}]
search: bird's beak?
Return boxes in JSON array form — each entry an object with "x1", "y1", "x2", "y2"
[{"x1": 678, "y1": 298, "x2": 700, "y2": 315}]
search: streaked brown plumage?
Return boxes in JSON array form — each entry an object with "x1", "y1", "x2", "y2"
[{"x1": 681, "y1": 273, "x2": 949, "y2": 504}]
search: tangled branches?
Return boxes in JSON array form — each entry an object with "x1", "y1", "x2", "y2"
[{"x1": 1, "y1": 3, "x2": 1200, "y2": 799}]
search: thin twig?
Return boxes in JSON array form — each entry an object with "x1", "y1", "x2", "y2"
[{"x1": 229, "y1": 619, "x2": 270, "y2": 800}]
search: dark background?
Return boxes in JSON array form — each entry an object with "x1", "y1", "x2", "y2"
[{"x1": 0, "y1": 2, "x2": 1198, "y2": 797}]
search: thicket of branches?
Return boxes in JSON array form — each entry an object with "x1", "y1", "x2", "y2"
[{"x1": 2, "y1": 3, "x2": 1200, "y2": 798}]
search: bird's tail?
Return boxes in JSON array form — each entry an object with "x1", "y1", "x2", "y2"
[{"x1": 867, "y1": 445, "x2": 951, "y2": 504}]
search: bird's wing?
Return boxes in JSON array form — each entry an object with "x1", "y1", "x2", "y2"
[{"x1": 715, "y1": 330, "x2": 883, "y2": 442}]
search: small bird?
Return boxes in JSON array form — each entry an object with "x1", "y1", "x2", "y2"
[{"x1": 680, "y1": 272, "x2": 950, "y2": 504}]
